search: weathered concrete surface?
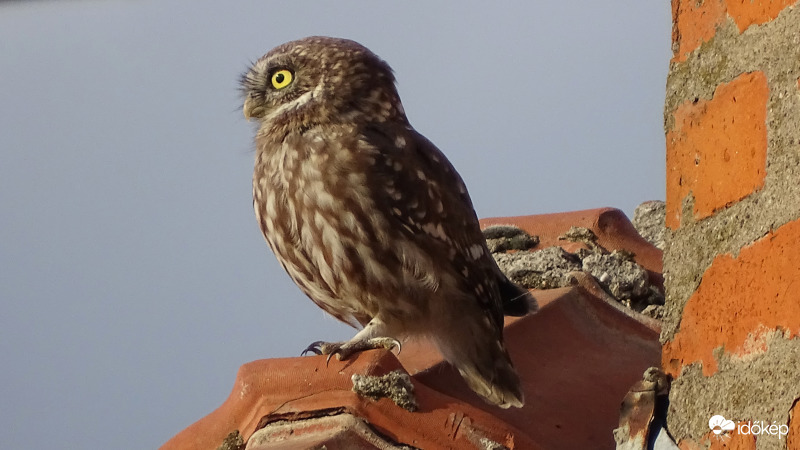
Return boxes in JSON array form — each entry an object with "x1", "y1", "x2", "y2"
[{"x1": 663, "y1": 2, "x2": 800, "y2": 449}]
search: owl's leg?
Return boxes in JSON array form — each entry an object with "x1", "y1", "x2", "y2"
[{"x1": 302, "y1": 317, "x2": 401, "y2": 362}]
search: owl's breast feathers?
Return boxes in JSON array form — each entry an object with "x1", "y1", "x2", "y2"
[{"x1": 254, "y1": 122, "x2": 525, "y2": 331}]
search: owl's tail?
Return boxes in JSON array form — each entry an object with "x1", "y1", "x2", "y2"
[
  {"x1": 499, "y1": 274, "x2": 538, "y2": 317},
  {"x1": 435, "y1": 324, "x2": 524, "y2": 408}
]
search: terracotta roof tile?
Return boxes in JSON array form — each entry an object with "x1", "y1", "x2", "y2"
[{"x1": 162, "y1": 208, "x2": 663, "y2": 450}]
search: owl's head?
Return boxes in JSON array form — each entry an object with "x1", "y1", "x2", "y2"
[{"x1": 241, "y1": 36, "x2": 406, "y2": 132}]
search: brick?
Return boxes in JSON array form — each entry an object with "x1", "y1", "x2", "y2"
[
  {"x1": 705, "y1": 424, "x2": 757, "y2": 450},
  {"x1": 678, "y1": 439, "x2": 701, "y2": 450},
  {"x1": 726, "y1": 0, "x2": 798, "y2": 31},
  {"x1": 671, "y1": 1, "x2": 798, "y2": 61},
  {"x1": 665, "y1": 72, "x2": 768, "y2": 229},
  {"x1": 677, "y1": 433, "x2": 757, "y2": 450},
  {"x1": 788, "y1": 400, "x2": 800, "y2": 450},
  {"x1": 663, "y1": 218, "x2": 800, "y2": 376},
  {"x1": 672, "y1": 0, "x2": 726, "y2": 62}
]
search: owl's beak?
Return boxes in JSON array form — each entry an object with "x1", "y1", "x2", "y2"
[{"x1": 243, "y1": 95, "x2": 266, "y2": 121}]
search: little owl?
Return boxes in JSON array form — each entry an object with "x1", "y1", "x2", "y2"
[{"x1": 241, "y1": 36, "x2": 536, "y2": 408}]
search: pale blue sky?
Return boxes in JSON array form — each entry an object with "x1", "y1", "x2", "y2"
[{"x1": 0, "y1": 1, "x2": 670, "y2": 448}]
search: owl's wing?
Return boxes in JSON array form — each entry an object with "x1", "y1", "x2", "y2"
[{"x1": 360, "y1": 123, "x2": 509, "y2": 326}]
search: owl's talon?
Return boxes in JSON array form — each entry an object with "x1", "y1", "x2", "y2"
[
  {"x1": 382, "y1": 337, "x2": 402, "y2": 355},
  {"x1": 301, "y1": 337, "x2": 401, "y2": 361},
  {"x1": 301, "y1": 340, "x2": 330, "y2": 356}
]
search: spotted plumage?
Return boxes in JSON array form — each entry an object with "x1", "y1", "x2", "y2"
[{"x1": 241, "y1": 36, "x2": 536, "y2": 408}]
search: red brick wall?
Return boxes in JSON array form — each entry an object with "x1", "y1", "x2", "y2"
[{"x1": 662, "y1": 1, "x2": 800, "y2": 448}]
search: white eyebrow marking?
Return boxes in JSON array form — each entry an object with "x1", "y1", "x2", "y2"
[{"x1": 262, "y1": 82, "x2": 324, "y2": 123}]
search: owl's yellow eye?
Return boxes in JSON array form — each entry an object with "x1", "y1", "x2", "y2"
[{"x1": 271, "y1": 69, "x2": 293, "y2": 89}]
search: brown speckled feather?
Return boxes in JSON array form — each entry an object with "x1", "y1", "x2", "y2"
[{"x1": 242, "y1": 36, "x2": 536, "y2": 408}]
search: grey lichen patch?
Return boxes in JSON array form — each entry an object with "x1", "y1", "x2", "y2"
[
  {"x1": 489, "y1": 220, "x2": 664, "y2": 314},
  {"x1": 216, "y1": 430, "x2": 244, "y2": 450},
  {"x1": 661, "y1": 5, "x2": 800, "y2": 343},
  {"x1": 477, "y1": 437, "x2": 509, "y2": 450},
  {"x1": 641, "y1": 304, "x2": 665, "y2": 320},
  {"x1": 633, "y1": 201, "x2": 666, "y2": 250},
  {"x1": 582, "y1": 251, "x2": 664, "y2": 312},
  {"x1": 558, "y1": 226, "x2": 604, "y2": 252},
  {"x1": 482, "y1": 224, "x2": 539, "y2": 252},
  {"x1": 492, "y1": 247, "x2": 581, "y2": 290},
  {"x1": 351, "y1": 370, "x2": 417, "y2": 412},
  {"x1": 667, "y1": 332, "x2": 800, "y2": 450}
]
